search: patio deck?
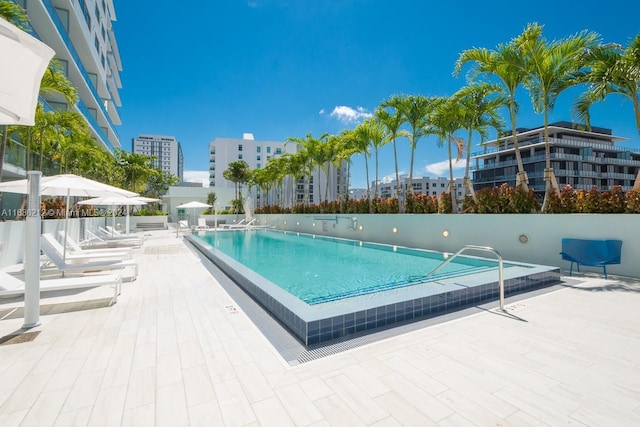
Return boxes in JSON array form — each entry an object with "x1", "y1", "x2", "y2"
[{"x1": 0, "y1": 228, "x2": 638, "y2": 426}]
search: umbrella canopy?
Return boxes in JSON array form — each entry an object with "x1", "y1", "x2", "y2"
[
  {"x1": 0, "y1": 174, "x2": 137, "y2": 259},
  {"x1": 0, "y1": 174, "x2": 137, "y2": 198},
  {"x1": 176, "y1": 201, "x2": 212, "y2": 209},
  {"x1": 0, "y1": 17, "x2": 55, "y2": 125},
  {"x1": 79, "y1": 195, "x2": 148, "y2": 235}
]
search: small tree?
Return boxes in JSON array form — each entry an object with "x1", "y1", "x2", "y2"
[{"x1": 206, "y1": 192, "x2": 217, "y2": 214}]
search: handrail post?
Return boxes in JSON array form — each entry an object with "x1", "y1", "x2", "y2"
[{"x1": 427, "y1": 245, "x2": 506, "y2": 312}]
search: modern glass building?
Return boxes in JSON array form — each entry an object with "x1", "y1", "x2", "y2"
[
  {"x1": 16, "y1": 0, "x2": 123, "y2": 153},
  {"x1": 472, "y1": 121, "x2": 640, "y2": 193}
]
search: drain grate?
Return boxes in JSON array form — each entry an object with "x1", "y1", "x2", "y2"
[{"x1": 0, "y1": 331, "x2": 41, "y2": 346}]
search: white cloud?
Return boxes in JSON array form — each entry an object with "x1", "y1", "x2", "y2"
[
  {"x1": 423, "y1": 160, "x2": 465, "y2": 177},
  {"x1": 318, "y1": 108, "x2": 326, "y2": 115},
  {"x1": 183, "y1": 170, "x2": 210, "y2": 187},
  {"x1": 247, "y1": 1, "x2": 258, "y2": 8},
  {"x1": 329, "y1": 105, "x2": 373, "y2": 123}
]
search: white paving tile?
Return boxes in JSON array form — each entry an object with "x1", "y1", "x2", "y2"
[{"x1": 0, "y1": 229, "x2": 638, "y2": 426}]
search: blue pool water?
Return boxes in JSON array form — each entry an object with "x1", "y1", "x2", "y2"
[
  {"x1": 188, "y1": 229, "x2": 560, "y2": 345},
  {"x1": 196, "y1": 230, "x2": 515, "y2": 305}
]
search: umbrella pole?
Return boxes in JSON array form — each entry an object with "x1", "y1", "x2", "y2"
[
  {"x1": 24, "y1": 171, "x2": 41, "y2": 328},
  {"x1": 62, "y1": 190, "x2": 70, "y2": 264}
]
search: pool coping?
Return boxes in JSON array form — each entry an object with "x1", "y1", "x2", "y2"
[{"x1": 186, "y1": 231, "x2": 561, "y2": 345}]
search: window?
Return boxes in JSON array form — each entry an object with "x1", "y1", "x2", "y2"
[
  {"x1": 79, "y1": 0, "x2": 91, "y2": 28},
  {"x1": 257, "y1": 163, "x2": 261, "y2": 168},
  {"x1": 256, "y1": 146, "x2": 261, "y2": 153},
  {"x1": 238, "y1": 154, "x2": 243, "y2": 159},
  {"x1": 266, "y1": 147, "x2": 271, "y2": 153},
  {"x1": 238, "y1": 144, "x2": 243, "y2": 151},
  {"x1": 275, "y1": 148, "x2": 282, "y2": 155},
  {"x1": 257, "y1": 155, "x2": 261, "y2": 161}
]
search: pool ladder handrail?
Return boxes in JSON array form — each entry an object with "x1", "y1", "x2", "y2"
[{"x1": 426, "y1": 245, "x2": 505, "y2": 311}]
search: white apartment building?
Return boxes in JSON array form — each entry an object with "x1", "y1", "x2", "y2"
[
  {"x1": 132, "y1": 134, "x2": 184, "y2": 181},
  {"x1": 375, "y1": 175, "x2": 466, "y2": 201},
  {"x1": 209, "y1": 133, "x2": 348, "y2": 208},
  {"x1": 18, "y1": 0, "x2": 123, "y2": 153}
]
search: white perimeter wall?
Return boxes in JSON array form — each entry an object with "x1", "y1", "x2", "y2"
[{"x1": 256, "y1": 214, "x2": 640, "y2": 278}]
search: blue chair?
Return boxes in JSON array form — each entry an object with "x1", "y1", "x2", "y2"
[{"x1": 560, "y1": 239, "x2": 622, "y2": 279}]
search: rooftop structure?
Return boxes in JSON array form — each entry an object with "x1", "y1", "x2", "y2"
[{"x1": 472, "y1": 121, "x2": 640, "y2": 193}]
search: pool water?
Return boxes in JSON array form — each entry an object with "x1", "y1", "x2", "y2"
[{"x1": 197, "y1": 230, "x2": 513, "y2": 305}]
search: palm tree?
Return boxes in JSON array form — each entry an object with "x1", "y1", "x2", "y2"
[
  {"x1": 515, "y1": 22, "x2": 601, "y2": 209},
  {"x1": 223, "y1": 160, "x2": 251, "y2": 212},
  {"x1": 363, "y1": 117, "x2": 388, "y2": 199},
  {"x1": 431, "y1": 96, "x2": 464, "y2": 212},
  {"x1": 383, "y1": 95, "x2": 439, "y2": 195},
  {"x1": 376, "y1": 99, "x2": 407, "y2": 208},
  {"x1": 352, "y1": 122, "x2": 373, "y2": 208},
  {"x1": 454, "y1": 34, "x2": 530, "y2": 190},
  {"x1": 286, "y1": 133, "x2": 328, "y2": 206},
  {"x1": 452, "y1": 82, "x2": 508, "y2": 202},
  {"x1": 574, "y1": 34, "x2": 640, "y2": 189}
]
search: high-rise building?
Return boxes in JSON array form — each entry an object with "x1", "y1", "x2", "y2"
[
  {"x1": 472, "y1": 121, "x2": 640, "y2": 193},
  {"x1": 132, "y1": 134, "x2": 183, "y2": 181},
  {"x1": 17, "y1": 0, "x2": 123, "y2": 153},
  {"x1": 209, "y1": 133, "x2": 348, "y2": 207}
]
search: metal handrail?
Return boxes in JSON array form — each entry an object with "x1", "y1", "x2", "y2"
[{"x1": 427, "y1": 245, "x2": 505, "y2": 310}]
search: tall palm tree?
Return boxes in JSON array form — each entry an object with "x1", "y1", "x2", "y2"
[
  {"x1": 454, "y1": 34, "x2": 530, "y2": 190},
  {"x1": 383, "y1": 94, "x2": 439, "y2": 195},
  {"x1": 363, "y1": 117, "x2": 388, "y2": 199},
  {"x1": 515, "y1": 22, "x2": 601, "y2": 209},
  {"x1": 574, "y1": 34, "x2": 640, "y2": 189},
  {"x1": 287, "y1": 133, "x2": 328, "y2": 206},
  {"x1": 431, "y1": 96, "x2": 464, "y2": 212},
  {"x1": 352, "y1": 122, "x2": 373, "y2": 207},
  {"x1": 452, "y1": 82, "x2": 508, "y2": 202},
  {"x1": 375, "y1": 101, "x2": 406, "y2": 208}
]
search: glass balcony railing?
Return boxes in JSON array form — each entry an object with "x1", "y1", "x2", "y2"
[{"x1": 2, "y1": 138, "x2": 60, "y2": 177}]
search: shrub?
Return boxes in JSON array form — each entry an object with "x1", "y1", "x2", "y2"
[{"x1": 626, "y1": 189, "x2": 640, "y2": 213}]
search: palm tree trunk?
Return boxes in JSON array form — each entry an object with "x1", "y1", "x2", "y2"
[
  {"x1": 510, "y1": 103, "x2": 528, "y2": 190},
  {"x1": 392, "y1": 137, "x2": 402, "y2": 213},
  {"x1": 364, "y1": 154, "x2": 371, "y2": 213},
  {"x1": 448, "y1": 136, "x2": 457, "y2": 213},
  {"x1": 408, "y1": 142, "x2": 415, "y2": 195},
  {"x1": 374, "y1": 147, "x2": 379, "y2": 199}
]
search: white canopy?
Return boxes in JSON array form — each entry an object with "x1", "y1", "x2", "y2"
[{"x1": 0, "y1": 17, "x2": 55, "y2": 125}]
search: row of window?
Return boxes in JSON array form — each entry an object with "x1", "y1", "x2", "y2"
[{"x1": 236, "y1": 145, "x2": 281, "y2": 155}]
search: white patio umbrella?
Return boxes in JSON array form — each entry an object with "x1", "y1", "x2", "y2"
[
  {"x1": 0, "y1": 17, "x2": 55, "y2": 125},
  {"x1": 78, "y1": 195, "x2": 149, "y2": 235},
  {"x1": 0, "y1": 174, "x2": 137, "y2": 260},
  {"x1": 176, "y1": 201, "x2": 211, "y2": 227}
]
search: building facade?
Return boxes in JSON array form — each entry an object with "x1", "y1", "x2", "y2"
[
  {"x1": 376, "y1": 175, "x2": 465, "y2": 201},
  {"x1": 132, "y1": 134, "x2": 184, "y2": 181},
  {"x1": 472, "y1": 121, "x2": 640, "y2": 193},
  {"x1": 209, "y1": 133, "x2": 348, "y2": 208},
  {"x1": 18, "y1": 0, "x2": 123, "y2": 154}
]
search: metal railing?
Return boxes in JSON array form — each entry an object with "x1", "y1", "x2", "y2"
[{"x1": 427, "y1": 245, "x2": 505, "y2": 310}]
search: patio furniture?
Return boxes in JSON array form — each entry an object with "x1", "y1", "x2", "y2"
[
  {"x1": 0, "y1": 271, "x2": 122, "y2": 305},
  {"x1": 560, "y1": 238, "x2": 622, "y2": 279}
]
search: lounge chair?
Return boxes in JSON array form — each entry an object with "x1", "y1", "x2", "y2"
[
  {"x1": 42, "y1": 234, "x2": 132, "y2": 262},
  {"x1": 100, "y1": 226, "x2": 145, "y2": 242},
  {"x1": 87, "y1": 229, "x2": 143, "y2": 248},
  {"x1": 55, "y1": 232, "x2": 133, "y2": 259},
  {"x1": 40, "y1": 235, "x2": 138, "y2": 279},
  {"x1": 223, "y1": 218, "x2": 257, "y2": 229},
  {"x1": 0, "y1": 271, "x2": 122, "y2": 305},
  {"x1": 195, "y1": 217, "x2": 210, "y2": 230}
]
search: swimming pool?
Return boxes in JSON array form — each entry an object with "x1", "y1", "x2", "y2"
[{"x1": 187, "y1": 230, "x2": 560, "y2": 345}]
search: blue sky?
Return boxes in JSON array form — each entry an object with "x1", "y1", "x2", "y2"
[{"x1": 114, "y1": 0, "x2": 640, "y2": 188}]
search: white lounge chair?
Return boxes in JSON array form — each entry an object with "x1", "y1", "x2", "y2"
[
  {"x1": 40, "y1": 235, "x2": 138, "y2": 279},
  {"x1": 0, "y1": 271, "x2": 121, "y2": 305},
  {"x1": 195, "y1": 217, "x2": 210, "y2": 230},
  {"x1": 42, "y1": 234, "x2": 132, "y2": 262},
  {"x1": 223, "y1": 218, "x2": 257, "y2": 229},
  {"x1": 55, "y1": 232, "x2": 133, "y2": 259},
  {"x1": 87, "y1": 229, "x2": 143, "y2": 248}
]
